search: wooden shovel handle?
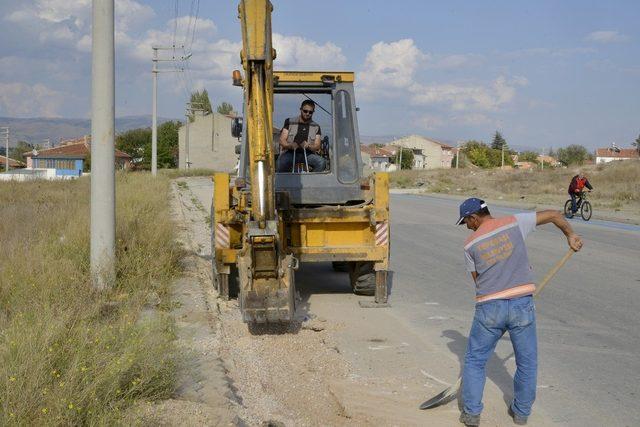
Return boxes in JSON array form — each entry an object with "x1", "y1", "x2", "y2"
[{"x1": 533, "y1": 249, "x2": 575, "y2": 297}]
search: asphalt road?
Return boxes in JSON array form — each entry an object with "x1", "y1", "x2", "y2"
[{"x1": 387, "y1": 194, "x2": 640, "y2": 426}]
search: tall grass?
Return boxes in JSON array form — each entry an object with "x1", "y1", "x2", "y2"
[
  {"x1": 0, "y1": 172, "x2": 182, "y2": 424},
  {"x1": 389, "y1": 160, "x2": 640, "y2": 212}
]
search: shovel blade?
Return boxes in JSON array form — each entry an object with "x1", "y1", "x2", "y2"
[{"x1": 419, "y1": 377, "x2": 461, "y2": 410}]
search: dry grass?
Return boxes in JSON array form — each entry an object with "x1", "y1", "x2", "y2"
[
  {"x1": 0, "y1": 172, "x2": 182, "y2": 424},
  {"x1": 389, "y1": 160, "x2": 640, "y2": 213},
  {"x1": 160, "y1": 168, "x2": 217, "y2": 179}
]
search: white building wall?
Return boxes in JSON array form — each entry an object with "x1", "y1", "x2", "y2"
[{"x1": 178, "y1": 112, "x2": 238, "y2": 172}]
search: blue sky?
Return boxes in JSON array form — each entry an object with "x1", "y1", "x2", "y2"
[{"x1": 0, "y1": 0, "x2": 638, "y2": 151}]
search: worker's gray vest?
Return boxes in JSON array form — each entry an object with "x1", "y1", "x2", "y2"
[{"x1": 286, "y1": 116, "x2": 319, "y2": 147}]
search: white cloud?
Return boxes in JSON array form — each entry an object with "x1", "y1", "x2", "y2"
[
  {"x1": 409, "y1": 76, "x2": 528, "y2": 112},
  {"x1": 416, "y1": 114, "x2": 445, "y2": 130},
  {"x1": 501, "y1": 47, "x2": 595, "y2": 59},
  {"x1": 359, "y1": 39, "x2": 427, "y2": 97},
  {"x1": 428, "y1": 53, "x2": 484, "y2": 70},
  {"x1": 585, "y1": 30, "x2": 629, "y2": 44},
  {"x1": 272, "y1": 33, "x2": 347, "y2": 69},
  {"x1": 6, "y1": 0, "x2": 155, "y2": 47},
  {"x1": 0, "y1": 82, "x2": 65, "y2": 117}
]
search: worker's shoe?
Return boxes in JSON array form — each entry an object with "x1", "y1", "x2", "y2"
[
  {"x1": 508, "y1": 406, "x2": 528, "y2": 425},
  {"x1": 459, "y1": 411, "x2": 480, "y2": 426}
]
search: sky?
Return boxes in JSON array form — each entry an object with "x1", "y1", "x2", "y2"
[{"x1": 0, "y1": 0, "x2": 639, "y2": 151}]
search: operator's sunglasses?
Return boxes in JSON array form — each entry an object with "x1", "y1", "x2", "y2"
[{"x1": 301, "y1": 109, "x2": 314, "y2": 114}]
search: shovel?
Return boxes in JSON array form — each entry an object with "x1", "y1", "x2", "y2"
[{"x1": 419, "y1": 249, "x2": 575, "y2": 410}]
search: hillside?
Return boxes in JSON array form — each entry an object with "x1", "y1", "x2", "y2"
[{"x1": 0, "y1": 115, "x2": 177, "y2": 147}]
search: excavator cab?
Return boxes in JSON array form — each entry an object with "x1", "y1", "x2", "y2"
[{"x1": 237, "y1": 72, "x2": 365, "y2": 206}]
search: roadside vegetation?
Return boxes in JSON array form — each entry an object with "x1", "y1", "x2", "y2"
[
  {"x1": 389, "y1": 160, "x2": 640, "y2": 216},
  {"x1": 0, "y1": 173, "x2": 182, "y2": 424}
]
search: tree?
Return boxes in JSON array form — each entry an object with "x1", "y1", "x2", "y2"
[
  {"x1": 391, "y1": 148, "x2": 414, "y2": 170},
  {"x1": 518, "y1": 151, "x2": 539, "y2": 162},
  {"x1": 491, "y1": 131, "x2": 508, "y2": 150},
  {"x1": 156, "y1": 121, "x2": 180, "y2": 168},
  {"x1": 216, "y1": 102, "x2": 234, "y2": 115},
  {"x1": 9, "y1": 141, "x2": 35, "y2": 163},
  {"x1": 189, "y1": 89, "x2": 212, "y2": 121},
  {"x1": 557, "y1": 144, "x2": 589, "y2": 166},
  {"x1": 116, "y1": 128, "x2": 151, "y2": 168},
  {"x1": 634, "y1": 134, "x2": 640, "y2": 155},
  {"x1": 462, "y1": 140, "x2": 514, "y2": 168}
]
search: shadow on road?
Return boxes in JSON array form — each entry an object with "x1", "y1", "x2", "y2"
[{"x1": 441, "y1": 329, "x2": 516, "y2": 408}]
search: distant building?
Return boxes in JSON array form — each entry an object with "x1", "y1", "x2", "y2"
[
  {"x1": 389, "y1": 135, "x2": 454, "y2": 169},
  {"x1": 23, "y1": 136, "x2": 132, "y2": 178},
  {"x1": 360, "y1": 145, "x2": 397, "y2": 172},
  {"x1": 178, "y1": 112, "x2": 238, "y2": 171},
  {"x1": 595, "y1": 147, "x2": 639, "y2": 164},
  {"x1": 0, "y1": 157, "x2": 24, "y2": 169},
  {"x1": 537, "y1": 155, "x2": 561, "y2": 167}
]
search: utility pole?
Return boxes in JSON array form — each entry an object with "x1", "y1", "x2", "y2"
[
  {"x1": 151, "y1": 46, "x2": 187, "y2": 176},
  {"x1": 399, "y1": 146, "x2": 403, "y2": 170},
  {"x1": 541, "y1": 147, "x2": 544, "y2": 171},
  {"x1": 501, "y1": 144, "x2": 505, "y2": 169},
  {"x1": 184, "y1": 103, "x2": 190, "y2": 170},
  {"x1": 1, "y1": 127, "x2": 8, "y2": 172},
  {"x1": 455, "y1": 141, "x2": 460, "y2": 169},
  {"x1": 90, "y1": 0, "x2": 116, "y2": 290}
]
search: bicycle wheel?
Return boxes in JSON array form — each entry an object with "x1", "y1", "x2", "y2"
[
  {"x1": 564, "y1": 200, "x2": 574, "y2": 218},
  {"x1": 581, "y1": 201, "x2": 592, "y2": 221}
]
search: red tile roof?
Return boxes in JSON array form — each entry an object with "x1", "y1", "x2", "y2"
[
  {"x1": 0, "y1": 157, "x2": 24, "y2": 167},
  {"x1": 361, "y1": 145, "x2": 394, "y2": 158},
  {"x1": 595, "y1": 148, "x2": 639, "y2": 159},
  {"x1": 25, "y1": 137, "x2": 132, "y2": 159}
]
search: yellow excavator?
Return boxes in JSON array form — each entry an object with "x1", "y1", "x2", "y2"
[{"x1": 211, "y1": 0, "x2": 390, "y2": 323}]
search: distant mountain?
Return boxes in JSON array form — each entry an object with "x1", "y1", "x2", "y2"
[{"x1": 0, "y1": 115, "x2": 177, "y2": 147}]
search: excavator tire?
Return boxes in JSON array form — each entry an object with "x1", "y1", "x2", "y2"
[
  {"x1": 211, "y1": 203, "x2": 238, "y2": 299},
  {"x1": 348, "y1": 261, "x2": 376, "y2": 296},
  {"x1": 331, "y1": 261, "x2": 349, "y2": 272}
]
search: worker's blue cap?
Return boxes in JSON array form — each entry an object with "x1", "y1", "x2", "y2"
[{"x1": 456, "y1": 198, "x2": 487, "y2": 225}]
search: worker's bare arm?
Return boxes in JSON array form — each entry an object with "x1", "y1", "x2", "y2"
[
  {"x1": 536, "y1": 210, "x2": 583, "y2": 251},
  {"x1": 279, "y1": 128, "x2": 295, "y2": 150}
]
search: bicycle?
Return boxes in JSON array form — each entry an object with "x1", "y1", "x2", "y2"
[{"x1": 564, "y1": 191, "x2": 592, "y2": 221}]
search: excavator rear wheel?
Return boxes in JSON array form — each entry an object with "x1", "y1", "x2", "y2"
[{"x1": 348, "y1": 261, "x2": 376, "y2": 296}]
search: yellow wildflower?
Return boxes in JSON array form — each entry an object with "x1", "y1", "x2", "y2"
[
  {"x1": 42, "y1": 408, "x2": 48, "y2": 414},
  {"x1": 68, "y1": 403, "x2": 74, "y2": 410},
  {"x1": 9, "y1": 376, "x2": 16, "y2": 382}
]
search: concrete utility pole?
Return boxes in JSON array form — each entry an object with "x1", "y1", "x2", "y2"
[
  {"x1": 501, "y1": 144, "x2": 505, "y2": 169},
  {"x1": 151, "y1": 46, "x2": 187, "y2": 176},
  {"x1": 1, "y1": 127, "x2": 8, "y2": 172},
  {"x1": 184, "y1": 103, "x2": 190, "y2": 170},
  {"x1": 399, "y1": 146, "x2": 403, "y2": 170},
  {"x1": 90, "y1": 0, "x2": 116, "y2": 290},
  {"x1": 455, "y1": 141, "x2": 460, "y2": 169}
]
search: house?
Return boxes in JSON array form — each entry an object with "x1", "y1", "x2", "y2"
[
  {"x1": 537, "y1": 155, "x2": 561, "y2": 167},
  {"x1": 23, "y1": 136, "x2": 132, "y2": 178},
  {"x1": 360, "y1": 145, "x2": 397, "y2": 172},
  {"x1": 0, "y1": 157, "x2": 24, "y2": 169},
  {"x1": 389, "y1": 135, "x2": 454, "y2": 169},
  {"x1": 595, "y1": 147, "x2": 639, "y2": 164},
  {"x1": 178, "y1": 111, "x2": 238, "y2": 171}
]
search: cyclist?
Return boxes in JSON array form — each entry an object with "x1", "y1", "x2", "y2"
[{"x1": 568, "y1": 171, "x2": 593, "y2": 214}]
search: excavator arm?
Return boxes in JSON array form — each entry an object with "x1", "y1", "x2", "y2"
[{"x1": 235, "y1": 0, "x2": 296, "y2": 323}]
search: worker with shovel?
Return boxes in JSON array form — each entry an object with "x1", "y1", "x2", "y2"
[{"x1": 455, "y1": 198, "x2": 582, "y2": 426}]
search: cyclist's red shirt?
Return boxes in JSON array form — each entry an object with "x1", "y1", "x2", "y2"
[{"x1": 568, "y1": 175, "x2": 592, "y2": 194}]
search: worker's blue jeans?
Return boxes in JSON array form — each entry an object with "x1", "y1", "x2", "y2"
[
  {"x1": 277, "y1": 149, "x2": 326, "y2": 172},
  {"x1": 462, "y1": 296, "x2": 537, "y2": 418}
]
